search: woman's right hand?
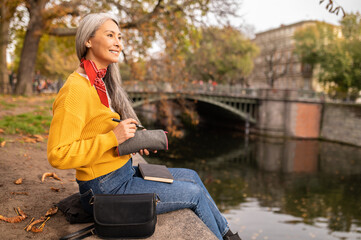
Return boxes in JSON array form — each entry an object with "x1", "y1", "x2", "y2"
[{"x1": 112, "y1": 118, "x2": 138, "y2": 144}]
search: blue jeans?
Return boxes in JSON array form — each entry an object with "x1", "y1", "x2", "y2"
[{"x1": 77, "y1": 159, "x2": 229, "y2": 239}]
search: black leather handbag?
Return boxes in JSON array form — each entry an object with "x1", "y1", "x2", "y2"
[{"x1": 60, "y1": 193, "x2": 159, "y2": 240}]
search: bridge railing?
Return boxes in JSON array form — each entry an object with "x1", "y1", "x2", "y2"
[
  {"x1": 123, "y1": 81, "x2": 260, "y2": 98},
  {"x1": 122, "y1": 80, "x2": 352, "y2": 103}
]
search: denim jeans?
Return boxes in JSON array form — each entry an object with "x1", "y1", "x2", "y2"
[{"x1": 77, "y1": 159, "x2": 229, "y2": 239}]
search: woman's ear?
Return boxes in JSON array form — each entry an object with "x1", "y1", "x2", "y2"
[{"x1": 85, "y1": 40, "x2": 92, "y2": 48}]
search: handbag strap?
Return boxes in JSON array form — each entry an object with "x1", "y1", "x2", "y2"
[{"x1": 59, "y1": 224, "x2": 95, "y2": 240}]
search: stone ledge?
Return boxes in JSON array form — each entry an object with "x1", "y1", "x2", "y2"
[
  {"x1": 70, "y1": 154, "x2": 217, "y2": 240},
  {"x1": 64, "y1": 208, "x2": 217, "y2": 240},
  {"x1": 128, "y1": 154, "x2": 217, "y2": 240}
]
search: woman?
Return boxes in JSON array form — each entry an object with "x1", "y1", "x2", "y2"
[{"x1": 47, "y1": 13, "x2": 241, "y2": 240}]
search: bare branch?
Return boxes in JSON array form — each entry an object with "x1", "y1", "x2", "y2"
[
  {"x1": 120, "y1": 0, "x2": 164, "y2": 29},
  {"x1": 319, "y1": 0, "x2": 346, "y2": 17}
]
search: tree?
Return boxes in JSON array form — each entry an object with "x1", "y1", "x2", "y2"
[
  {"x1": 262, "y1": 43, "x2": 288, "y2": 88},
  {"x1": 14, "y1": 0, "x2": 86, "y2": 95},
  {"x1": 321, "y1": 13, "x2": 361, "y2": 96},
  {"x1": 253, "y1": 37, "x2": 293, "y2": 88},
  {"x1": 36, "y1": 35, "x2": 78, "y2": 80},
  {"x1": 293, "y1": 22, "x2": 336, "y2": 87},
  {"x1": 294, "y1": 14, "x2": 361, "y2": 99},
  {"x1": 0, "y1": 0, "x2": 23, "y2": 94},
  {"x1": 11, "y1": 0, "x2": 241, "y2": 95},
  {"x1": 186, "y1": 26, "x2": 259, "y2": 85}
]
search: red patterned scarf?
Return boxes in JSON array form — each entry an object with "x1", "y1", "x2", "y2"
[{"x1": 80, "y1": 58, "x2": 109, "y2": 107}]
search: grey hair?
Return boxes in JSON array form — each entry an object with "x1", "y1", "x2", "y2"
[{"x1": 76, "y1": 13, "x2": 139, "y2": 122}]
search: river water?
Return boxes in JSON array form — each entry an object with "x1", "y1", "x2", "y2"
[{"x1": 146, "y1": 125, "x2": 361, "y2": 240}]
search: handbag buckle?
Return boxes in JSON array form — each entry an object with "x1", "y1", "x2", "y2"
[
  {"x1": 155, "y1": 194, "x2": 161, "y2": 205},
  {"x1": 89, "y1": 196, "x2": 95, "y2": 205}
]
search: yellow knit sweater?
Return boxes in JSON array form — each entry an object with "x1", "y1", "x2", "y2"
[{"x1": 47, "y1": 72, "x2": 131, "y2": 181}]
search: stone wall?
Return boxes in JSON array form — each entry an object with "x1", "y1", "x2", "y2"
[
  {"x1": 256, "y1": 90, "x2": 361, "y2": 146},
  {"x1": 256, "y1": 97, "x2": 322, "y2": 139},
  {"x1": 320, "y1": 103, "x2": 361, "y2": 147}
]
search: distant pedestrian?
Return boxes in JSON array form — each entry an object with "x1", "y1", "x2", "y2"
[
  {"x1": 56, "y1": 77, "x2": 63, "y2": 92},
  {"x1": 8, "y1": 71, "x2": 14, "y2": 94},
  {"x1": 34, "y1": 70, "x2": 41, "y2": 93}
]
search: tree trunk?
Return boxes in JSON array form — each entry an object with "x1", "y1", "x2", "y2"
[
  {"x1": 0, "y1": 5, "x2": 10, "y2": 94},
  {"x1": 15, "y1": 0, "x2": 46, "y2": 95}
]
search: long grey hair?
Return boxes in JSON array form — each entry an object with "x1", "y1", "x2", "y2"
[{"x1": 75, "y1": 13, "x2": 139, "y2": 122}]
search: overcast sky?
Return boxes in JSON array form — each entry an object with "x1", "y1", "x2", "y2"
[{"x1": 235, "y1": 0, "x2": 361, "y2": 34}]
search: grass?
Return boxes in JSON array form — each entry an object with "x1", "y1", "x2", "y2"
[
  {"x1": 0, "y1": 100, "x2": 17, "y2": 110},
  {"x1": 0, "y1": 111, "x2": 52, "y2": 135}
]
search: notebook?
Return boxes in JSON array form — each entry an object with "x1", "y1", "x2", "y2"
[{"x1": 138, "y1": 163, "x2": 174, "y2": 184}]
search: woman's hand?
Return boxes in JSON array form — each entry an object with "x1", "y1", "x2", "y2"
[
  {"x1": 112, "y1": 118, "x2": 138, "y2": 144},
  {"x1": 132, "y1": 130, "x2": 158, "y2": 156},
  {"x1": 135, "y1": 149, "x2": 157, "y2": 156}
]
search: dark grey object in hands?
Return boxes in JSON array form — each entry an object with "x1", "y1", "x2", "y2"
[{"x1": 117, "y1": 130, "x2": 168, "y2": 155}]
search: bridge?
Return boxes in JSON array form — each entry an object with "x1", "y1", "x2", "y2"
[
  {"x1": 123, "y1": 81, "x2": 361, "y2": 147},
  {"x1": 125, "y1": 82, "x2": 259, "y2": 124},
  {"x1": 124, "y1": 81, "x2": 326, "y2": 125}
]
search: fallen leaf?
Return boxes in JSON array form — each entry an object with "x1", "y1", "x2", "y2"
[
  {"x1": 26, "y1": 138, "x2": 36, "y2": 143},
  {"x1": 29, "y1": 216, "x2": 50, "y2": 233},
  {"x1": 50, "y1": 187, "x2": 60, "y2": 192},
  {"x1": 0, "y1": 128, "x2": 4, "y2": 133},
  {"x1": 30, "y1": 226, "x2": 44, "y2": 233},
  {"x1": 41, "y1": 172, "x2": 61, "y2": 182},
  {"x1": 0, "y1": 141, "x2": 6, "y2": 147},
  {"x1": 33, "y1": 134, "x2": 44, "y2": 142},
  {"x1": 14, "y1": 178, "x2": 23, "y2": 185},
  {"x1": 45, "y1": 207, "x2": 58, "y2": 217},
  {"x1": 25, "y1": 216, "x2": 46, "y2": 231},
  {"x1": 11, "y1": 192, "x2": 29, "y2": 195},
  {"x1": 0, "y1": 207, "x2": 27, "y2": 223}
]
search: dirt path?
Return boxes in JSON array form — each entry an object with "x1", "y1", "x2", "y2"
[
  {"x1": 0, "y1": 94, "x2": 84, "y2": 239},
  {"x1": 0, "y1": 133, "x2": 86, "y2": 239}
]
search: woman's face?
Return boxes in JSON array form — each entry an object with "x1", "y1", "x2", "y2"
[{"x1": 85, "y1": 19, "x2": 123, "y2": 69}]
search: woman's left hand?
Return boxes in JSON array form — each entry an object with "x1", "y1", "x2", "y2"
[
  {"x1": 133, "y1": 149, "x2": 157, "y2": 156},
  {"x1": 131, "y1": 129, "x2": 157, "y2": 156}
]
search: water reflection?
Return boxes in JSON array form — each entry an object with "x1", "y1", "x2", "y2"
[{"x1": 147, "y1": 127, "x2": 361, "y2": 239}]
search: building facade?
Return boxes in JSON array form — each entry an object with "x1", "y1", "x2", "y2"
[{"x1": 248, "y1": 21, "x2": 321, "y2": 90}]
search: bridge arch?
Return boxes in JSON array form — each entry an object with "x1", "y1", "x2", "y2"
[{"x1": 129, "y1": 92, "x2": 257, "y2": 124}]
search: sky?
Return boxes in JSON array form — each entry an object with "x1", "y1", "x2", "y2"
[{"x1": 235, "y1": 0, "x2": 361, "y2": 34}]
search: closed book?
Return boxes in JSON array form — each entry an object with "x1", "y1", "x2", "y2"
[{"x1": 138, "y1": 163, "x2": 174, "y2": 184}]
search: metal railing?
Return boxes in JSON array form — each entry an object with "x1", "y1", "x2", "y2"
[{"x1": 122, "y1": 81, "x2": 337, "y2": 102}]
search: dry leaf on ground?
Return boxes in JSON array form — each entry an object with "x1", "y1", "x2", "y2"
[
  {"x1": 0, "y1": 207, "x2": 27, "y2": 223},
  {"x1": 0, "y1": 128, "x2": 4, "y2": 133},
  {"x1": 14, "y1": 178, "x2": 23, "y2": 185},
  {"x1": 25, "y1": 206, "x2": 57, "y2": 233},
  {"x1": 32, "y1": 134, "x2": 44, "y2": 142},
  {"x1": 41, "y1": 172, "x2": 61, "y2": 182},
  {"x1": 22, "y1": 137, "x2": 37, "y2": 143},
  {"x1": 45, "y1": 206, "x2": 58, "y2": 217},
  {"x1": 0, "y1": 141, "x2": 6, "y2": 147},
  {"x1": 11, "y1": 192, "x2": 29, "y2": 195},
  {"x1": 25, "y1": 216, "x2": 46, "y2": 232},
  {"x1": 50, "y1": 187, "x2": 60, "y2": 192}
]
